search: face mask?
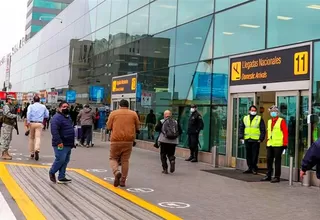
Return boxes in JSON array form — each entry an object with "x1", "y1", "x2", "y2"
[
  {"x1": 270, "y1": 112, "x2": 277, "y2": 118},
  {"x1": 190, "y1": 108, "x2": 195, "y2": 113},
  {"x1": 250, "y1": 111, "x2": 257, "y2": 116},
  {"x1": 62, "y1": 109, "x2": 69, "y2": 115}
]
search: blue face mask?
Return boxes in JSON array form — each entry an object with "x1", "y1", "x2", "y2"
[{"x1": 270, "y1": 112, "x2": 277, "y2": 118}]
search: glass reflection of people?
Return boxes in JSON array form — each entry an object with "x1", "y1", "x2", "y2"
[
  {"x1": 261, "y1": 105, "x2": 288, "y2": 183},
  {"x1": 239, "y1": 105, "x2": 266, "y2": 175},
  {"x1": 146, "y1": 109, "x2": 156, "y2": 140}
]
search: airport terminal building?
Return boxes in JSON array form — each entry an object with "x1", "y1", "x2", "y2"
[{"x1": 7, "y1": 0, "x2": 320, "y2": 185}]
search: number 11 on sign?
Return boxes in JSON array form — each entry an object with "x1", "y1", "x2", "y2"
[{"x1": 294, "y1": 51, "x2": 308, "y2": 75}]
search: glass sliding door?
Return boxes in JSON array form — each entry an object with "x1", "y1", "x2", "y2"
[
  {"x1": 276, "y1": 91, "x2": 299, "y2": 167},
  {"x1": 230, "y1": 93, "x2": 256, "y2": 168}
]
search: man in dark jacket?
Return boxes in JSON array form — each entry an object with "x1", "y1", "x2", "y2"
[
  {"x1": 239, "y1": 105, "x2": 266, "y2": 174},
  {"x1": 49, "y1": 101, "x2": 75, "y2": 184},
  {"x1": 185, "y1": 104, "x2": 204, "y2": 162},
  {"x1": 300, "y1": 139, "x2": 320, "y2": 180},
  {"x1": 146, "y1": 109, "x2": 156, "y2": 140}
]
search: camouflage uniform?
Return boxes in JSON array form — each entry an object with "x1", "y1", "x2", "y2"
[{"x1": 0, "y1": 104, "x2": 16, "y2": 152}]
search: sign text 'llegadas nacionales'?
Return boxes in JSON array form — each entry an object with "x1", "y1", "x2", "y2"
[{"x1": 230, "y1": 45, "x2": 310, "y2": 86}]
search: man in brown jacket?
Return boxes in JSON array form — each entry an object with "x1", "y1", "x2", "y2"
[{"x1": 107, "y1": 99, "x2": 140, "y2": 187}]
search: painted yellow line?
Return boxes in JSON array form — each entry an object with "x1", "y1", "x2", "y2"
[
  {"x1": 75, "y1": 169, "x2": 183, "y2": 220},
  {"x1": 0, "y1": 161, "x2": 78, "y2": 171},
  {"x1": 0, "y1": 164, "x2": 46, "y2": 220}
]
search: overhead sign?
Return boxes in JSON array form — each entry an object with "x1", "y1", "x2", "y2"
[
  {"x1": 66, "y1": 90, "x2": 76, "y2": 103},
  {"x1": 230, "y1": 44, "x2": 311, "y2": 86},
  {"x1": 89, "y1": 86, "x2": 105, "y2": 102},
  {"x1": 112, "y1": 74, "x2": 137, "y2": 95}
]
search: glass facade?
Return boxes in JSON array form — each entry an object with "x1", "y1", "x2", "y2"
[{"x1": 9, "y1": 0, "x2": 320, "y2": 156}]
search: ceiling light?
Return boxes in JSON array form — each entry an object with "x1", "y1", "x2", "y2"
[
  {"x1": 307, "y1": 5, "x2": 320, "y2": 10},
  {"x1": 223, "y1": 32, "x2": 234, "y2": 35},
  {"x1": 154, "y1": 50, "x2": 161, "y2": 54},
  {"x1": 277, "y1": 16, "x2": 293, "y2": 20},
  {"x1": 184, "y1": 42, "x2": 193, "y2": 46},
  {"x1": 239, "y1": 24, "x2": 260, "y2": 28},
  {"x1": 158, "y1": 4, "x2": 176, "y2": 9},
  {"x1": 194, "y1": 37, "x2": 202, "y2": 40}
]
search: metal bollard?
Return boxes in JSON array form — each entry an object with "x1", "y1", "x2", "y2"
[
  {"x1": 302, "y1": 171, "x2": 311, "y2": 187},
  {"x1": 100, "y1": 128, "x2": 106, "y2": 142},
  {"x1": 211, "y1": 146, "x2": 219, "y2": 168},
  {"x1": 289, "y1": 156, "x2": 294, "y2": 186}
]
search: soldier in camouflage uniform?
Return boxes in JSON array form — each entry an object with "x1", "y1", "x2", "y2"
[{"x1": 0, "y1": 95, "x2": 17, "y2": 160}]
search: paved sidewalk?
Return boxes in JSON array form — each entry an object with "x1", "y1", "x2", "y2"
[{"x1": 1, "y1": 123, "x2": 320, "y2": 220}]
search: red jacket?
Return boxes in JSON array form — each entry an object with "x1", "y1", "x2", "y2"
[{"x1": 268, "y1": 117, "x2": 288, "y2": 146}]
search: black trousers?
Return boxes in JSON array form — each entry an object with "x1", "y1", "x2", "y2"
[
  {"x1": 160, "y1": 143, "x2": 176, "y2": 170},
  {"x1": 266, "y1": 147, "x2": 284, "y2": 178},
  {"x1": 81, "y1": 125, "x2": 93, "y2": 145},
  {"x1": 188, "y1": 134, "x2": 199, "y2": 159},
  {"x1": 245, "y1": 141, "x2": 260, "y2": 171}
]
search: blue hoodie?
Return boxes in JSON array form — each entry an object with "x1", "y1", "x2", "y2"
[
  {"x1": 50, "y1": 112, "x2": 75, "y2": 147},
  {"x1": 301, "y1": 139, "x2": 320, "y2": 179}
]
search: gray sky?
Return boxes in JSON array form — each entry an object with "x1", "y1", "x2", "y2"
[{"x1": 0, "y1": 0, "x2": 27, "y2": 57}]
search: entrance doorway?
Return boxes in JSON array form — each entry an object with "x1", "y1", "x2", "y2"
[
  {"x1": 112, "y1": 98, "x2": 136, "y2": 111},
  {"x1": 230, "y1": 90, "x2": 309, "y2": 180}
]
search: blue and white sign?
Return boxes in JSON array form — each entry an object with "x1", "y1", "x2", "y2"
[
  {"x1": 66, "y1": 90, "x2": 76, "y2": 103},
  {"x1": 136, "y1": 82, "x2": 142, "y2": 102},
  {"x1": 89, "y1": 86, "x2": 105, "y2": 102},
  {"x1": 193, "y1": 72, "x2": 227, "y2": 103}
]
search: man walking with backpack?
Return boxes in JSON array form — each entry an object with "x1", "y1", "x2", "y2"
[{"x1": 155, "y1": 110, "x2": 182, "y2": 174}]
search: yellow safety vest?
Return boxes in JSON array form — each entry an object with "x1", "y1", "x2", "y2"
[
  {"x1": 267, "y1": 118, "x2": 284, "y2": 147},
  {"x1": 243, "y1": 115, "x2": 261, "y2": 140}
]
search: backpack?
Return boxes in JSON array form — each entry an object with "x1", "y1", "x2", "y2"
[{"x1": 162, "y1": 118, "x2": 179, "y2": 140}]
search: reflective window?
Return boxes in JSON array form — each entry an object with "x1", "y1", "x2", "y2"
[
  {"x1": 96, "y1": 0, "x2": 111, "y2": 29},
  {"x1": 149, "y1": 0, "x2": 177, "y2": 34},
  {"x1": 212, "y1": 58, "x2": 229, "y2": 154},
  {"x1": 31, "y1": 25, "x2": 43, "y2": 33},
  {"x1": 32, "y1": 12, "x2": 56, "y2": 21},
  {"x1": 84, "y1": 8, "x2": 97, "y2": 37},
  {"x1": 215, "y1": 0, "x2": 250, "y2": 11},
  {"x1": 94, "y1": 26, "x2": 110, "y2": 55},
  {"x1": 175, "y1": 16, "x2": 212, "y2": 65},
  {"x1": 177, "y1": 0, "x2": 214, "y2": 25},
  {"x1": 148, "y1": 28, "x2": 176, "y2": 69},
  {"x1": 214, "y1": 0, "x2": 266, "y2": 57},
  {"x1": 109, "y1": 17, "x2": 127, "y2": 49},
  {"x1": 111, "y1": 0, "x2": 128, "y2": 22},
  {"x1": 127, "y1": 6, "x2": 149, "y2": 43},
  {"x1": 128, "y1": 0, "x2": 149, "y2": 12},
  {"x1": 268, "y1": 0, "x2": 320, "y2": 47},
  {"x1": 33, "y1": 0, "x2": 68, "y2": 10}
]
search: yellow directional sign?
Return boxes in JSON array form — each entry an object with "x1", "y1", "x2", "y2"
[{"x1": 231, "y1": 62, "x2": 241, "y2": 81}]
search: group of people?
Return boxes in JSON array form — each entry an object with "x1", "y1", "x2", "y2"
[
  {"x1": 240, "y1": 104, "x2": 320, "y2": 183},
  {"x1": 1, "y1": 95, "x2": 319, "y2": 187}
]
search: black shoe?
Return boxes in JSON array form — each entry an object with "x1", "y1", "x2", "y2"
[
  {"x1": 252, "y1": 169, "x2": 258, "y2": 175},
  {"x1": 243, "y1": 169, "x2": 253, "y2": 174},
  {"x1": 57, "y1": 178, "x2": 72, "y2": 184},
  {"x1": 25, "y1": 130, "x2": 30, "y2": 136},
  {"x1": 190, "y1": 158, "x2": 198, "y2": 163},
  {"x1": 114, "y1": 172, "x2": 122, "y2": 187},
  {"x1": 49, "y1": 173, "x2": 56, "y2": 183},
  {"x1": 185, "y1": 156, "x2": 193, "y2": 161},
  {"x1": 35, "y1": 151, "x2": 39, "y2": 161},
  {"x1": 162, "y1": 169, "x2": 168, "y2": 174},
  {"x1": 170, "y1": 160, "x2": 175, "y2": 173},
  {"x1": 260, "y1": 176, "x2": 271, "y2": 181},
  {"x1": 271, "y1": 177, "x2": 280, "y2": 183},
  {"x1": 30, "y1": 154, "x2": 34, "y2": 159}
]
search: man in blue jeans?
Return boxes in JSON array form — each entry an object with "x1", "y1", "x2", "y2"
[{"x1": 49, "y1": 101, "x2": 75, "y2": 184}]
